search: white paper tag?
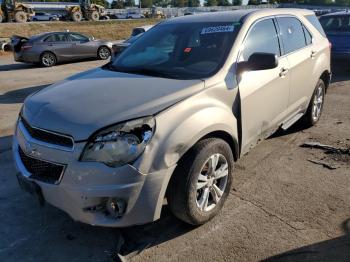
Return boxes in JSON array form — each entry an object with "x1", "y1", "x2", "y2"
[{"x1": 201, "y1": 25, "x2": 235, "y2": 35}]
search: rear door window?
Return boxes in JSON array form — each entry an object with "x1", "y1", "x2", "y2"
[
  {"x1": 240, "y1": 18, "x2": 281, "y2": 61},
  {"x1": 277, "y1": 17, "x2": 308, "y2": 55},
  {"x1": 44, "y1": 34, "x2": 67, "y2": 42},
  {"x1": 319, "y1": 15, "x2": 350, "y2": 34}
]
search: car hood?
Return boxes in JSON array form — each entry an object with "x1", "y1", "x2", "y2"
[{"x1": 22, "y1": 68, "x2": 204, "y2": 141}]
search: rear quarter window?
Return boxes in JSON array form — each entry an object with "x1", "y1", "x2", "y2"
[{"x1": 305, "y1": 14, "x2": 326, "y2": 37}]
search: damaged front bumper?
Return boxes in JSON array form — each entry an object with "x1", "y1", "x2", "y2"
[{"x1": 13, "y1": 122, "x2": 175, "y2": 227}]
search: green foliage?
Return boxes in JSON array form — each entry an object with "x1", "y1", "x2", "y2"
[
  {"x1": 173, "y1": 0, "x2": 187, "y2": 6},
  {"x1": 217, "y1": 0, "x2": 231, "y2": 5},
  {"x1": 141, "y1": 0, "x2": 153, "y2": 7},
  {"x1": 111, "y1": 0, "x2": 124, "y2": 8},
  {"x1": 153, "y1": 0, "x2": 172, "y2": 6},
  {"x1": 204, "y1": 0, "x2": 218, "y2": 6},
  {"x1": 248, "y1": 0, "x2": 260, "y2": 4},
  {"x1": 124, "y1": 0, "x2": 135, "y2": 6},
  {"x1": 232, "y1": 0, "x2": 242, "y2": 5},
  {"x1": 188, "y1": 0, "x2": 200, "y2": 7}
]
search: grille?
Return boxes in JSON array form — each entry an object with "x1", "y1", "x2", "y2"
[
  {"x1": 19, "y1": 147, "x2": 66, "y2": 184},
  {"x1": 21, "y1": 118, "x2": 74, "y2": 149}
]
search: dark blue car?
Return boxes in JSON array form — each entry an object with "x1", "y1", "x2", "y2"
[{"x1": 320, "y1": 11, "x2": 350, "y2": 59}]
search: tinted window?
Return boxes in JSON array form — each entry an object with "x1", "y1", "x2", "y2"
[
  {"x1": 303, "y1": 26, "x2": 312, "y2": 45},
  {"x1": 110, "y1": 21, "x2": 242, "y2": 79},
  {"x1": 44, "y1": 34, "x2": 67, "y2": 42},
  {"x1": 319, "y1": 15, "x2": 350, "y2": 34},
  {"x1": 278, "y1": 17, "x2": 307, "y2": 54},
  {"x1": 240, "y1": 18, "x2": 280, "y2": 61},
  {"x1": 306, "y1": 14, "x2": 326, "y2": 37},
  {"x1": 69, "y1": 33, "x2": 89, "y2": 42}
]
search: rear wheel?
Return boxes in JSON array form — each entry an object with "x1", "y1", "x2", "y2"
[
  {"x1": 303, "y1": 79, "x2": 326, "y2": 127},
  {"x1": 15, "y1": 11, "x2": 27, "y2": 23},
  {"x1": 97, "y1": 46, "x2": 110, "y2": 60},
  {"x1": 167, "y1": 138, "x2": 234, "y2": 225},
  {"x1": 40, "y1": 52, "x2": 57, "y2": 67},
  {"x1": 89, "y1": 11, "x2": 99, "y2": 21},
  {"x1": 71, "y1": 11, "x2": 82, "y2": 22}
]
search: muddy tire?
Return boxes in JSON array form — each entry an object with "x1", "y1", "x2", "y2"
[
  {"x1": 167, "y1": 138, "x2": 234, "y2": 226},
  {"x1": 97, "y1": 46, "x2": 110, "y2": 60},
  {"x1": 40, "y1": 51, "x2": 57, "y2": 67},
  {"x1": 303, "y1": 79, "x2": 326, "y2": 127},
  {"x1": 15, "y1": 11, "x2": 27, "y2": 23},
  {"x1": 71, "y1": 11, "x2": 82, "y2": 22},
  {"x1": 89, "y1": 11, "x2": 99, "y2": 21}
]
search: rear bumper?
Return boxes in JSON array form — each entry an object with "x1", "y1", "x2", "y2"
[
  {"x1": 14, "y1": 51, "x2": 39, "y2": 63},
  {"x1": 12, "y1": 120, "x2": 175, "y2": 227}
]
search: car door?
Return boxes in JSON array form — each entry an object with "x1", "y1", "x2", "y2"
[
  {"x1": 67, "y1": 33, "x2": 96, "y2": 59},
  {"x1": 276, "y1": 16, "x2": 317, "y2": 118},
  {"x1": 237, "y1": 17, "x2": 290, "y2": 155},
  {"x1": 41, "y1": 33, "x2": 72, "y2": 61}
]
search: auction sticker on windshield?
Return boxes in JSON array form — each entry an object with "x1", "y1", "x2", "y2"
[{"x1": 201, "y1": 25, "x2": 235, "y2": 34}]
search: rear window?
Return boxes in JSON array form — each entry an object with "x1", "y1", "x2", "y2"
[
  {"x1": 319, "y1": 15, "x2": 350, "y2": 34},
  {"x1": 305, "y1": 14, "x2": 326, "y2": 37}
]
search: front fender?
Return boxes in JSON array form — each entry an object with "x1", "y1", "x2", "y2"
[{"x1": 133, "y1": 89, "x2": 239, "y2": 174}]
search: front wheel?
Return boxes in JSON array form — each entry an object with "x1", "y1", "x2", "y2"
[
  {"x1": 167, "y1": 138, "x2": 234, "y2": 225},
  {"x1": 97, "y1": 46, "x2": 111, "y2": 60},
  {"x1": 303, "y1": 79, "x2": 326, "y2": 127}
]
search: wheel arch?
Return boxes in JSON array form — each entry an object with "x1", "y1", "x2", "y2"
[{"x1": 320, "y1": 70, "x2": 331, "y2": 92}]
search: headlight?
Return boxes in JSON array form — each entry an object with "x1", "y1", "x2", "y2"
[{"x1": 81, "y1": 116, "x2": 155, "y2": 167}]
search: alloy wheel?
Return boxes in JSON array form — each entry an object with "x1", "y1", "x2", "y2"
[
  {"x1": 42, "y1": 53, "x2": 55, "y2": 67},
  {"x1": 99, "y1": 47, "x2": 110, "y2": 60},
  {"x1": 312, "y1": 83, "x2": 324, "y2": 121},
  {"x1": 196, "y1": 153, "x2": 229, "y2": 212}
]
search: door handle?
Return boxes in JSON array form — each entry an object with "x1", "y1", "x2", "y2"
[
  {"x1": 279, "y1": 68, "x2": 289, "y2": 78},
  {"x1": 311, "y1": 50, "x2": 317, "y2": 58}
]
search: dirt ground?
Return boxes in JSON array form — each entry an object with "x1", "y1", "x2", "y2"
[
  {"x1": 0, "y1": 19, "x2": 160, "y2": 40},
  {"x1": 0, "y1": 54, "x2": 349, "y2": 262}
]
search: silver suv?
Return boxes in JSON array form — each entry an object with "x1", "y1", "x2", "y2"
[{"x1": 13, "y1": 9, "x2": 331, "y2": 227}]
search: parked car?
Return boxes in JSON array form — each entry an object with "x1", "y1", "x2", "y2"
[
  {"x1": 319, "y1": 11, "x2": 350, "y2": 59},
  {"x1": 115, "y1": 11, "x2": 145, "y2": 19},
  {"x1": 31, "y1": 12, "x2": 59, "y2": 21},
  {"x1": 13, "y1": 9, "x2": 331, "y2": 227},
  {"x1": 130, "y1": 25, "x2": 153, "y2": 37},
  {"x1": 11, "y1": 31, "x2": 115, "y2": 67},
  {"x1": 111, "y1": 33, "x2": 143, "y2": 60}
]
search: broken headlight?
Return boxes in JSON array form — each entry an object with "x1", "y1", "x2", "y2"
[{"x1": 81, "y1": 117, "x2": 155, "y2": 167}]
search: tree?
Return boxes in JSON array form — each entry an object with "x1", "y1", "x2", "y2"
[
  {"x1": 248, "y1": 0, "x2": 260, "y2": 4},
  {"x1": 141, "y1": 0, "x2": 153, "y2": 7},
  {"x1": 124, "y1": 0, "x2": 135, "y2": 6},
  {"x1": 217, "y1": 0, "x2": 231, "y2": 5},
  {"x1": 188, "y1": 0, "x2": 200, "y2": 6},
  {"x1": 204, "y1": 0, "x2": 218, "y2": 6},
  {"x1": 173, "y1": 0, "x2": 187, "y2": 6},
  {"x1": 111, "y1": 0, "x2": 124, "y2": 8},
  {"x1": 232, "y1": 0, "x2": 242, "y2": 5}
]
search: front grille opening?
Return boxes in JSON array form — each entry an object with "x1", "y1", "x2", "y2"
[
  {"x1": 19, "y1": 147, "x2": 66, "y2": 184},
  {"x1": 21, "y1": 118, "x2": 74, "y2": 149}
]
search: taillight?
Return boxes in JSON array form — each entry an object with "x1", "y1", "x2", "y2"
[
  {"x1": 329, "y1": 41, "x2": 332, "y2": 49},
  {"x1": 21, "y1": 44, "x2": 32, "y2": 51}
]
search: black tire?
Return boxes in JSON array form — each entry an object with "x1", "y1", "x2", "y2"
[
  {"x1": 71, "y1": 11, "x2": 82, "y2": 22},
  {"x1": 303, "y1": 79, "x2": 326, "y2": 127},
  {"x1": 40, "y1": 51, "x2": 57, "y2": 67},
  {"x1": 89, "y1": 11, "x2": 99, "y2": 21},
  {"x1": 15, "y1": 11, "x2": 27, "y2": 23},
  {"x1": 167, "y1": 138, "x2": 234, "y2": 225},
  {"x1": 97, "y1": 46, "x2": 111, "y2": 60}
]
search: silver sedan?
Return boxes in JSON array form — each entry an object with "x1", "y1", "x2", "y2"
[{"x1": 12, "y1": 32, "x2": 115, "y2": 67}]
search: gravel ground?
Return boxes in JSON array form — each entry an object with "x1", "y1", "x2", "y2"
[{"x1": 0, "y1": 54, "x2": 349, "y2": 262}]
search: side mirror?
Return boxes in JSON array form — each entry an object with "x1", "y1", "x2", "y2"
[{"x1": 237, "y1": 52, "x2": 278, "y2": 73}]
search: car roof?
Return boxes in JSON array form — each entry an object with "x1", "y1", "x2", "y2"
[
  {"x1": 163, "y1": 8, "x2": 314, "y2": 24},
  {"x1": 321, "y1": 10, "x2": 350, "y2": 17}
]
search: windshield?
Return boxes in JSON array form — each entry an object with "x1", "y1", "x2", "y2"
[
  {"x1": 109, "y1": 21, "x2": 241, "y2": 80},
  {"x1": 319, "y1": 15, "x2": 350, "y2": 34}
]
